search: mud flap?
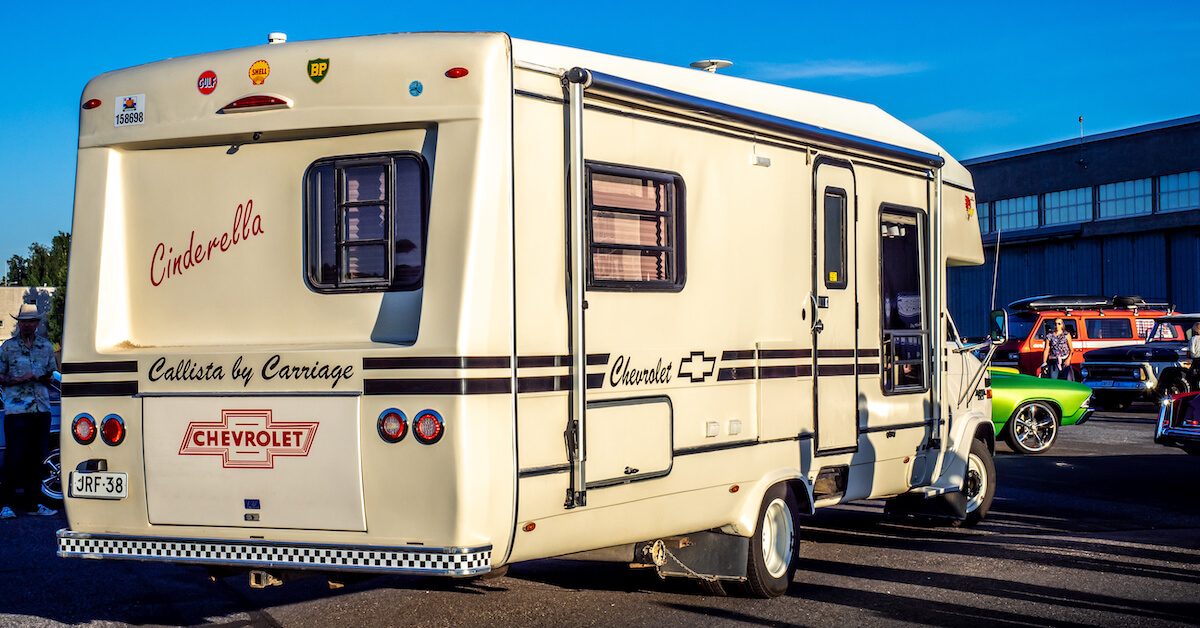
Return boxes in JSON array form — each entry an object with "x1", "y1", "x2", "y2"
[
  {"x1": 638, "y1": 531, "x2": 750, "y2": 581},
  {"x1": 883, "y1": 490, "x2": 967, "y2": 521}
]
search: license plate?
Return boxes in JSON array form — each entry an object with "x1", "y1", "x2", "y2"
[{"x1": 70, "y1": 472, "x2": 128, "y2": 500}]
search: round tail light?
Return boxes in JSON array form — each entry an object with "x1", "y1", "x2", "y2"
[
  {"x1": 72, "y1": 414, "x2": 97, "y2": 445},
  {"x1": 413, "y1": 410, "x2": 444, "y2": 445},
  {"x1": 101, "y1": 414, "x2": 126, "y2": 446},
  {"x1": 378, "y1": 409, "x2": 407, "y2": 443}
]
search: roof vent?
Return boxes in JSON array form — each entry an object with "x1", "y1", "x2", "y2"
[
  {"x1": 268, "y1": 32, "x2": 287, "y2": 44},
  {"x1": 690, "y1": 59, "x2": 732, "y2": 73}
]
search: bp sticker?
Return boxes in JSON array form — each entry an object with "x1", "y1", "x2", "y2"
[
  {"x1": 308, "y1": 59, "x2": 329, "y2": 83},
  {"x1": 115, "y1": 94, "x2": 145, "y2": 127}
]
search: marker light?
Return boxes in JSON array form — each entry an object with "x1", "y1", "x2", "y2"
[
  {"x1": 413, "y1": 410, "x2": 445, "y2": 444},
  {"x1": 445, "y1": 67, "x2": 469, "y2": 79},
  {"x1": 219, "y1": 94, "x2": 293, "y2": 113},
  {"x1": 82, "y1": 99, "x2": 102, "y2": 110},
  {"x1": 378, "y1": 409, "x2": 407, "y2": 443},
  {"x1": 72, "y1": 414, "x2": 97, "y2": 445},
  {"x1": 101, "y1": 414, "x2": 126, "y2": 446}
]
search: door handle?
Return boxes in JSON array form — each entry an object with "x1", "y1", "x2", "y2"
[{"x1": 809, "y1": 293, "x2": 824, "y2": 334}]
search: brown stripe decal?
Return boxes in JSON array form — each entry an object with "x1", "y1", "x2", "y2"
[
  {"x1": 817, "y1": 364, "x2": 857, "y2": 376},
  {"x1": 857, "y1": 363, "x2": 881, "y2": 375},
  {"x1": 717, "y1": 366, "x2": 757, "y2": 381},
  {"x1": 858, "y1": 348, "x2": 881, "y2": 358},
  {"x1": 760, "y1": 349, "x2": 812, "y2": 359},
  {"x1": 721, "y1": 350, "x2": 757, "y2": 361},
  {"x1": 817, "y1": 349, "x2": 857, "y2": 358},
  {"x1": 61, "y1": 381, "x2": 139, "y2": 397},
  {"x1": 760, "y1": 365, "x2": 813, "y2": 379},
  {"x1": 363, "y1": 378, "x2": 512, "y2": 395},
  {"x1": 61, "y1": 361, "x2": 138, "y2": 374},
  {"x1": 363, "y1": 357, "x2": 511, "y2": 369}
]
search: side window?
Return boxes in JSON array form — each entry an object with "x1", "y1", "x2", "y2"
[
  {"x1": 823, "y1": 189, "x2": 847, "y2": 289},
  {"x1": 880, "y1": 209, "x2": 927, "y2": 394},
  {"x1": 1085, "y1": 318, "x2": 1133, "y2": 340},
  {"x1": 587, "y1": 163, "x2": 685, "y2": 291},
  {"x1": 1036, "y1": 318, "x2": 1078, "y2": 339},
  {"x1": 1135, "y1": 318, "x2": 1155, "y2": 339},
  {"x1": 305, "y1": 152, "x2": 429, "y2": 292}
]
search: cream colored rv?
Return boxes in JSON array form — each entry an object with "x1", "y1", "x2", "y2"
[{"x1": 57, "y1": 32, "x2": 997, "y2": 597}]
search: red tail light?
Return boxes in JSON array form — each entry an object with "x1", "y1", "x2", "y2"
[
  {"x1": 219, "y1": 94, "x2": 293, "y2": 113},
  {"x1": 413, "y1": 410, "x2": 444, "y2": 444},
  {"x1": 378, "y1": 409, "x2": 407, "y2": 443},
  {"x1": 445, "y1": 67, "x2": 469, "y2": 79},
  {"x1": 72, "y1": 414, "x2": 97, "y2": 445},
  {"x1": 101, "y1": 414, "x2": 126, "y2": 446},
  {"x1": 82, "y1": 99, "x2": 102, "y2": 110}
]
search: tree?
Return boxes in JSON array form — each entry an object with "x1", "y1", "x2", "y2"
[{"x1": 5, "y1": 232, "x2": 70, "y2": 345}]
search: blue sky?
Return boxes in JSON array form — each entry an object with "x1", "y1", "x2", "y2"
[{"x1": 3, "y1": 1, "x2": 1198, "y2": 268}]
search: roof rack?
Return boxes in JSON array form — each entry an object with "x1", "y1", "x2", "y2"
[{"x1": 1007, "y1": 295, "x2": 1174, "y2": 313}]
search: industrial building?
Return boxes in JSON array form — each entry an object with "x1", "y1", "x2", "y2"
[{"x1": 949, "y1": 114, "x2": 1200, "y2": 337}]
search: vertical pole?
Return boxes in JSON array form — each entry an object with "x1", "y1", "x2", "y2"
[
  {"x1": 566, "y1": 68, "x2": 590, "y2": 508},
  {"x1": 930, "y1": 167, "x2": 948, "y2": 479}
]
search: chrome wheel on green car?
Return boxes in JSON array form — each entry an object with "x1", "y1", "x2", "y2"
[{"x1": 1004, "y1": 401, "x2": 1059, "y2": 454}]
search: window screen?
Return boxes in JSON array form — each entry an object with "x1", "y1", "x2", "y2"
[
  {"x1": 587, "y1": 164, "x2": 685, "y2": 291},
  {"x1": 880, "y1": 210, "x2": 927, "y2": 394},
  {"x1": 824, "y1": 189, "x2": 847, "y2": 289},
  {"x1": 1085, "y1": 318, "x2": 1133, "y2": 340},
  {"x1": 305, "y1": 152, "x2": 428, "y2": 292}
]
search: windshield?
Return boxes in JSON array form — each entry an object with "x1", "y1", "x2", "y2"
[{"x1": 1148, "y1": 321, "x2": 1192, "y2": 343}]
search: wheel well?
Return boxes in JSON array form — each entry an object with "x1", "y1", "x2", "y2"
[
  {"x1": 784, "y1": 478, "x2": 814, "y2": 516},
  {"x1": 1007, "y1": 399, "x2": 1062, "y2": 425},
  {"x1": 974, "y1": 422, "x2": 996, "y2": 455}
]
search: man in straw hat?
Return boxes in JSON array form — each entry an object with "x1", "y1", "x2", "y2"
[{"x1": 0, "y1": 300, "x2": 59, "y2": 519}]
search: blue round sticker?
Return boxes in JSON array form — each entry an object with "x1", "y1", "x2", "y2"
[{"x1": 409, "y1": 81, "x2": 423, "y2": 97}]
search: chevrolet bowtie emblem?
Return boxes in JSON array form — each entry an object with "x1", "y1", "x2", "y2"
[
  {"x1": 678, "y1": 351, "x2": 717, "y2": 383},
  {"x1": 179, "y1": 409, "x2": 318, "y2": 469}
]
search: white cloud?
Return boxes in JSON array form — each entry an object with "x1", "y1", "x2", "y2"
[
  {"x1": 740, "y1": 60, "x2": 929, "y2": 81},
  {"x1": 907, "y1": 109, "x2": 1017, "y2": 133}
]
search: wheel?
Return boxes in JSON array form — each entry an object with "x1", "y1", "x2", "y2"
[
  {"x1": 41, "y1": 447, "x2": 63, "y2": 503},
  {"x1": 737, "y1": 484, "x2": 798, "y2": 598},
  {"x1": 954, "y1": 439, "x2": 995, "y2": 527},
  {"x1": 1003, "y1": 401, "x2": 1059, "y2": 454},
  {"x1": 1158, "y1": 376, "x2": 1190, "y2": 403},
  {"x1": 1094, "y1": 393, "x2": 1133, "y2": 412}
]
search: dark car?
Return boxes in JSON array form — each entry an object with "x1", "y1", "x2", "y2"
[
  {"x1": 0, "y1": 373, "x2": 62, "y2": 503},
  {"x1": 1081, "y1": 314, "x2": 1199, "y2": 410}
]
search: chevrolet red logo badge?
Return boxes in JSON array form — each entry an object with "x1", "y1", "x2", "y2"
[{"x1": 179, "y1": 409, "x2": 318, "y2": 468}]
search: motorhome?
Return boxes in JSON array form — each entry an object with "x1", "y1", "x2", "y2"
[{"x1": 57, "y1": 32, "x2": 996, "y2": 597}]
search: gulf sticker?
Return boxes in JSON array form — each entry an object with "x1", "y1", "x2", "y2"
[
  {"x1": 249, "y1": 60, "x2": 270, "y2": 85},
  {"x1": 197, "y1": 70, "x2": 218, "y2": 95}
]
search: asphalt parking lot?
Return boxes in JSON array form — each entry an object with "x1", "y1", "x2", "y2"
[{"x1": 2, "y1": 403, "x2": 1198, "y2": 627}]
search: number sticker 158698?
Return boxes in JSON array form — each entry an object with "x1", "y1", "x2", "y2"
[
  {"x1": 114, "y1": 93, "x2": 146, "y2": 127},
  {"x1": 70, "y1": 471, "x2": 128, "y2": 499}
]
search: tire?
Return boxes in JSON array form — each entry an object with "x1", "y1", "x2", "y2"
[
  {"x1": 955, "y1": 439, "x2": 995, "y2": 527},
  {"x1": 1158, "y1": 376, "x2": 1190, "y2": 403},
  {"x1": 737, "y1": 484, "x2": 798, "y2": 598},
  {"x1": 41, "y1": 447, "x2": 63, "y2": 503},
  {"x1": 1003, "y1": 401, "x2": 1059, "y2": 454}
]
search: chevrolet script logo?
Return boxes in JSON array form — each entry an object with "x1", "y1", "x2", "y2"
[{"x1": 179, "y1": 409, "x2": 318, "y2": 468}]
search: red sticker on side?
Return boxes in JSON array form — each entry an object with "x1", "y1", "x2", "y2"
[{"x1": 197, "y1": 70, "x2": 218, "y2": 95}]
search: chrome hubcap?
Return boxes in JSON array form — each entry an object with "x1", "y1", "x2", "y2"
[{"x1": 1012, "y1": 402, "x2": 1057, "y2": 452}]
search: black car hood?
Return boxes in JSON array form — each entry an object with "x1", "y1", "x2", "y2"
[{"x1": 1085, "y1": 343, "x2": 1185, "y2": 362}]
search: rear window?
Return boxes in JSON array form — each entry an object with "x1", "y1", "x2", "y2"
[
  {"x1": 304, "y1": 152, "x2": 429, "y2": 292},
  {"x1": 1085, "y1": 318, "x2": 1133, "y2": 340}
]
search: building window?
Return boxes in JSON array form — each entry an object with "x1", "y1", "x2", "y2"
[
  {"x1": 880, "y1": 210, "x2": 927, "y2": 394},
  {"x1": 1098, "y1": 178, "x2": 1151, "y2": 220},
  {"x1": 1044, "y1": 187, "x2": 1092, "y2": 225},
  {"x1": 823, "y1": 189, "x2": 848, "y2": 289},
  {"x1": 304, "y1": 152, "x2": 429, "y2": 292},
  {"x1": 993, "y1": 195, "x2": 1038, "y2": 231},
  {"x1": 977, "y1": 201, "x2": 993, "y2": 234},
  {"x1": 587, "y1": 163, "x2": 685, "y2": 291},
  {"x1": 1158, "y1": 171, "x2": 1200, "y2": 213}
]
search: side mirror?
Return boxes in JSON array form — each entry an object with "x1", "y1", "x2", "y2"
[{"x1": 989, "y1": 309, "x2": 1007, "y2": 343}]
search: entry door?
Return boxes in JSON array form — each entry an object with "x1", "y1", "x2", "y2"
[{"x1": 812, "y1": 161, "x2": 859, "y2": 453}]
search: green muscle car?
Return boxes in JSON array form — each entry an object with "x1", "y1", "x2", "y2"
[{"x1": 989, "y1": 368, "x2": 1094, "y2": 454}]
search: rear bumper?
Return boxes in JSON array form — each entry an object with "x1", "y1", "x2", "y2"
[{"x1": 57, "y1": 529, "x2": 491, "y2": 577}]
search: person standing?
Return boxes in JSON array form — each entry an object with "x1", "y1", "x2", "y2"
[
  {"x1": 1041, "y1": 318, "x2": 1074, "y2": 381},
  {"x1": 0, "y1": 301, "x2": 59, "y2": 519}
]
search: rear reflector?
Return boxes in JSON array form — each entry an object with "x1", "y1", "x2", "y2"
[
  {"x1": 219, "y1": 94, "x2": 293, "y2": 113},
  {"x1": 82, "y1": 99, "x2": 102, "y2": 110},
  {"x1": 378, "y1": 409, "x2": 407, "y2": 443},
  {"x1": 101, "y1": 414, "x2": 126, "y2": 446}
]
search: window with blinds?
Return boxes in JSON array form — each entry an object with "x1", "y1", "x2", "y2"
[{"x1": 586, "y1": 164, "x2": 685, "y2": 291}]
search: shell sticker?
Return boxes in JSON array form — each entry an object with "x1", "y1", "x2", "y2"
[{"x1": 249, "y1": 60, "x2": 270, "y2": 86}]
